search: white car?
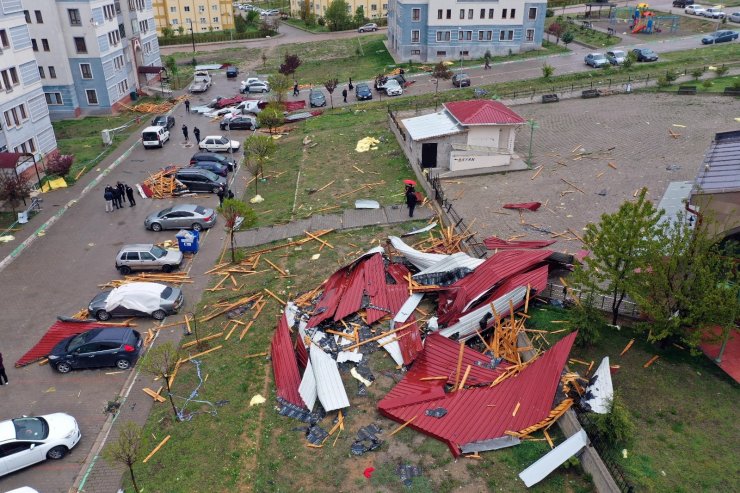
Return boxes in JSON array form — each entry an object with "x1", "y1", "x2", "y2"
[
  {"x1": 384, "y1": 79, "x2": 404, "y2": 96},
  {"x1": 685, "y1": 5, "x2": 706, "y2": 15},
  {"x1": 0, "y1": 414, "x2": 81, "y2": 477},
  {"x1": 702, "y1": 7, "x2": 725, "y2": 18},
  {"x1": 199, "y1": 135, "x2": 241, "y2": 153}
]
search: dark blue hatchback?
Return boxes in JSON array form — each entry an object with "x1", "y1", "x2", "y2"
[
  {"x1": 47, "y1": 328, "x2": 142, "y2": 374},
  {"x1": 355, "y1": 83, "x2": 373, "y2": 100}
]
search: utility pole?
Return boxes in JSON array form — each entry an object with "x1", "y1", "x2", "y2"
[
  {"x1": 188, "y1": 19, "x2": 196, "y2": 66},
  {"x1": 527, "y1": 119, "x2": 538, "y2": 168}
]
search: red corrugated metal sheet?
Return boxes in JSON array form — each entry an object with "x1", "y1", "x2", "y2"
[
  {"x1": 503, "y1": 202, "x2": 541, "y2": 211},
  {"x1": 386, "y1": 263, "x2": 411, "y2": 284},
  {"x1": 385, "y1": 284, "x2": 423, "y2": 365},
  {"x1": 472, "y1": 265, "x2": 550, "y2": 324},
  {"x1": 443, "y1": 100, "x2": 526, "y2": 126},
  {"x1": 271, "y1": 313, "x2": 306, "y2": 408},
  {"x1": 307, "y1": 268, "x2": 348, "y2": 328},
  {"x1": 333, "y1": 261, "x2": 366, "y2": 321},
  {"x1": 15, "y1": 320, "x2": 103, "y2": 367},
  {"x1": 378, "y1": 332, "x2": 577, "y2": 456},
  {"x1": 484, "y1": 236, "x2": 556, "y2": 250},
  {"x1": 365, "y1": 254, "x2": 391, "y2": 324}
]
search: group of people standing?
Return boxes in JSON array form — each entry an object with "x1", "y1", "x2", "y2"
[
  {"x1": 182, "y1": 124, "x2": 201, "y2": 144},
  {"x1": 104, "y1": 182, "x2": 136, "y2": 212}
]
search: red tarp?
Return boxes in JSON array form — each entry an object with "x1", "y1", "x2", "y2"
[
  {"x1": 378, "y1": 332, "x2": 577, "y2": 456},
  {"x1": 15, "y1": 320, "x2": 102, "y2": 367},
  {"x1": 700, "y1": 326, "x2": 740, "y2": 384},
  {"x1": 284, "y1": 100, "x2": 306, "y2": 112},
  {"x1": 503, "y1": 202, "x2": 541, "y2": 211},
  {"x1": 271, "y1": 313, "x2": 306, "y2": 408},
  {"x1": 484, "y1": 236, "x2": 556, "y2": 250}
]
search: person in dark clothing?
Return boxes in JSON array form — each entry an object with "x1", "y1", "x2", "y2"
[
  {"x1": 184, "y1": 99, "x2": 190, "y2": 113},
  {"x1": 217, "y1": 188, "x2": 225, "y2": 206},
  {"x1": 182, "y1": 124, "x2": 189, "y2": 142},
  {"x1": 405, "y1": 184, "x2": 418, "y2": 218},
  {"x1": 117, "y1": 182, "x2": 127, "y2": 204},
  {"x1": 227, "y1": 189, "x2": 234, "y2": 200},
  {"x1": 293, "y1": 82, "x2": 299, "y2": 96},
  {"x1": 125, "y1": 184, "x2": 136, "y2": 206},
  {"x1": 348, "y1": 77, "x2": 353, "y2": 90},
  {"x1": 112, "y1": 186, "x2": 122, "y2": 209},
  {"x1": 342, "y1": 88, "x2": 348, "y2": 103},
  {"x1": 104, "y1": 186, "x2": 114, "y2": 212},
  {"x1": 193, "y1": 126, "x2": 201, "y2": 144},
  {"x1": 0, "y1": 352, "x2": 8, "y2": 385}
]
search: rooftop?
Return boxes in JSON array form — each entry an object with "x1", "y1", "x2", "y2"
[
  {"x1": 443, "y1": 100, "x2": 527, "y2": 126},
  {"x1": 401, "y1": 111, "x2": 462, "y2": 141},
  {"x1": 694, "y1": 130, "x2": 740, "y2": 194}
]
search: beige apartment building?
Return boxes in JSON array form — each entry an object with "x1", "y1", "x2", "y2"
[
  {"x1": 153, "y1": 0, "x2": 234, "y2": 34},
  {"x1": 290, "y1": 0, "x2": 388, "y2": 20}
]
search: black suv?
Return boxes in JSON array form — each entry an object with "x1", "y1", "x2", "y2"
[
  {"x1": 48, "y1": 328, "x2": 142, "y2": 373},
  {"x1": 174, "y1": 168, "x2": 227, "y2": 193},
  {"x1": 190, "y1": 152, "x2": 236, "y2": 172},
  {"x1": 672, "y1": 0, "x2": 693, "y2": 7},
  {"x1": 191, "y1": 160, "x2": 228, "y2": 177},
  {"x1": 152, "y1": 115, "x2": 175, "y2": 129}
]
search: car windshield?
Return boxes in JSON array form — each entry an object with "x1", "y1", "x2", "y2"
[
  {"x1": 13, "y1": 417, "x2": 49, "y2": 440},
  {"x1": 612, "y1": 51, "x2": 624, "y2": 57},
  {"x1": 161, "y1": 286, "x2": 173, "y2": 298},
  {"x1": 67, "y1": 331, "x2": 95, "y2": 350},
  {"x1": 142, "y1": 132, "x2": 158, "y2": 140},
  {"x1": 153, "y1": 117, "x2": 164, "y2": 124},
  {"x1": 216, "y1": 137, "x2": 228, "y2": 144},
  {"x1": 195, "y1": 206, "x2": 207, "y2": 214},
  {"x1": 201, "y1": 169, "x2": 219, "y2": 181},
  {"x1": 643, "y1": 49, "x2": 655, "y2": 55},
  {"x1": 158, "y1": 207, "x2": 173, "y2": 217},
  {"x1": 150, "y1": 245, "x2": 168, "y2": 258}
]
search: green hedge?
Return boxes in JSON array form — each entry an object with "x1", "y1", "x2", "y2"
[{"x1": 158, "y1": 30, "x2": 276, "y2": 46}]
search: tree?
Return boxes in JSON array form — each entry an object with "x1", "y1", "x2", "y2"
[
  {"x1": 628, "y1": 214, "x2": 739, "y2": 349},
  {"x1": 324, "y1": 78, "x2": 338, "y2": 108},
  {"x1": 0, "y1": 172, "x2": 30, "y2": 213},
  {"x1": 102, "y1": 422, "x2": 144, "y2": 493},
  {"x1": 235, "y1": 14, "x2": 248, "y2": 33},
  {"x1": 714, "y1": 65, "x2": 729, "y2": 78},
  {"x1": 245, "y1": 10, "x2": 260, "y2": 26},
  {"x1": 267, "y1": 73, "x2": 292, "y2": 103},
  {"x1": 218, "y1": 199, "x2": 257, "y2": 263},
  {"x1": 45, "y1": 150, "x2": 74, "y2": 177},
  {"x1": 546, "y1": 22, "x2": 566, "y2": 44},
  {"x1": 590, "y1": 394, "x2": 635, "y2": 453},
  {"x1": 300, "y1": 0, "x2": 310, "y2": 21},
  {"x1": 176, "y1": 26, "x2": 185, "y2": 36},
  {"x1": 325, "y1": 0, "x2": 351, "y2": 31},
  {"x1": 572, "y1": 188, "x2": 663, "y2": 325},
  {"x1": 140, "y1": 342, "x2": 182, "y2": 421},
  {"x1": 244, "y1": 134, "x2": 277, "y2": 194},
  {"x1": 257, "y1": 103, "x2": 284, "y2": 134},
  {"x1": 562, "y1": 31, "x2": 575, "y2": 47},
  {"x1": 164, "y1": 55, "x2": 179, "y2": 88},
  {"x1": 161, "y1": 26, "x2": 174, "y2": 38},
  {"x1": 353, "y1": 6, "x2": 366, "y2": 27},
  {"x1": 432, "y1": 61, "x2": 453, "y2": 81},
  {"x1": 621, "y1": 51, "x2": 636, "y2": 71},
  {"x1": 279, "y1": 53, "x2": 302, "y2": 77},
  {"x1": 541, "y1": 63, "x2": 555, "y2": 79}
]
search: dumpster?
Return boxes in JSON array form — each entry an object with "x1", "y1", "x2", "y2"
[{"x1": 176, "y1": 229, "x2": 200, "y2": 253}]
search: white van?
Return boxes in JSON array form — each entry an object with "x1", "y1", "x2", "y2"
[{"x1": 142, "y1": 126, "x2": 169, "y2": 149}]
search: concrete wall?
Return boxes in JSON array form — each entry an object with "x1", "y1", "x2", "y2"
[
  {"x1": 449, "y1": 150, "x2": 511, "y2": 171},
  {"x1": 691, "y1": 191, "x2": 740, "y2": 240}
]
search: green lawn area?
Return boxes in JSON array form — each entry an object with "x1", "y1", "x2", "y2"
[
  {"x1": 656, "y1": 74, "x2": 740, "y2": 93},
  {"x1": 545, "y1": 17, "x2": 621, "y2": 48},
  {"x1": 0, "y1": 212, "x2": 16, "y2": 230},
  {"x1": 283, "y1": 17, "x2": 331, "y2": 33}
]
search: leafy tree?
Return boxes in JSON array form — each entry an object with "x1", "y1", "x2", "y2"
[
  {"x1": 541, "y1": 63, "x2": 555, "y2": 79},
  {"x1": 714, "y1": 65, "x2": 729, "y2": 77},
  {"x1": 235, "y1": 14, "x2": 248, "y2": 33},
  {"x1": 325, "y1": 0, "x2": 351, "y2": 31},
  {"x1": 102, "y1": 422, "x2": 144, "y2": 493},
  {"x1": 246, "y1": 10, "x2": 260, "y2": 26},
  {"x1": 176, "y1": 26, "x2": 185, "y2": 36},
  {"x1": 244, "y1": 134, "x2": 277, "y2": 193},
  {"x1": 353, "y1": 6, "x2": 366, "y2": 27},
  {"x1": 267, "y1": 73, "x2": 292, "y2": 103},
  {"x1": 45, "y1": 150, "x2": 74, "y2": 177},
  {"x1": 257, "y1": 103, "x2": 284, "y2": 134},
  {"x1": 161, "y1": 26, "x2": 174, "y2": 38},
  {"x1": 562, "y1": 31, "x2": 575, "y2": 46},
  {"x1": 628, "y1": 214, "x2": 739, "y2": 349},
  {"x1": 691, "y1": 67, "x2": 705, "y2": 80},
  {"x1": 572, "y1": 188, "x2": 662, "y2": 325},
  {"x1": 590, "y1": 394, "x2": 635, "y2": 453},
  {"x1": 164, "y1": 55, "x2": 179, "y2": 87},
  {"x1": 324, "y1": 78, "x2": 338, "y2": 108},
  {"x1": 432, "y1": 61, "x2": 453, "y2": 81},
  {"x1": 218, "y1": 199, "x2": 257, "y2": 263},
  {"x1": 258, "y1": 19, "x2": 273, "y2": 36},
  {"x1": 570, "y1": 302, "x2": 607, "y2": 347},
  {"x1": 621, "y1": 51, "x2": 636, "y2": 70},
  {"x1": 0, "y1": 172, "x2": 30, "y2": 213},
  {"x1": 300, "y1": 0, "x2": 310, "y2": 21},
  {"x1": 546, "y1": 22, "x2": 566, "y2": 44},
  {"x1": 279, "y1": 53, "x2": 302, "y2": 77},
  {"x1": 140, "y1": 342, "x2": 182, "y2": 421}
]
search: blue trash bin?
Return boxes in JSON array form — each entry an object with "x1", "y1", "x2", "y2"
[{"x1": 176, "y1": 229, "x2": 200, "y2": 253}]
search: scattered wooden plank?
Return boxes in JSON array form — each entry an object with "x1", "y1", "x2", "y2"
[
  {"x1": 457, "y1": 364, "x2": 472, "y2": 390},
  {"x1": 245, "y1": 351, "x2": 267, "y2": 359},
  {"x1": 239, "y1": 321, "x2": 255, "y2": 341},
  {"x1": 643, "y1": 355, "x2": 660, "y2": 368},
  {"x1": 224, "y1": 323, "x2": 238, "y2": 341},
  {"x1": 143, "y1": 388, "x2": 166, "y2": 403},
  {"x1": 389, "y1": 415, "x2": 418, "y2": 436},
  {"x1": 181, "y1": 332, "x2": 223, "y2": 349},
  {"x1": 419, "y1": 376, "x2": 448, "y2": 381},
  {"x1": 142, "y1": 435, "x2": 171, "y2": 463},
  {"x1": 530, "y1": 166, "x2": 544, "y2": 180},
  {"x1": 187, "y1": 345, "x2": 223, "y2": 361},
  {"x1": 316, "y1": 180, "x2": 335, "y2": 192},
  {"x1": 454, "y1": 342, "x2": 465, "y2": 391},
  {"x1": 620, "y1": 339, "x2": 635, "y2": 356},
  {"x1": 512, "y1": 402, "x2": 521, "y2": 416},
  {"x1": 264, "y1": 288, "x2": 286, "y2": 305},
  {"x1": 607, "y1": 162, "x2": 617, "y2": 170},
  {"x1": 264, "y1": 258, "x2": 288, "y2": 276},
  {"x1": 544, "y1": 430, "x2": 555, "y2": 449}
]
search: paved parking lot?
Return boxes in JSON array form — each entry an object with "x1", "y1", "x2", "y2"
[{"x1": 442, "y1": 93, "x2": 739, "y2": 253}]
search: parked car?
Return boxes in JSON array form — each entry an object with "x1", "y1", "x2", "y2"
[
  {"x1": 685, "y1": 5, "x2": 706, "y2": 15},
  {"x1": 452, "y1": 73, "x2": 471, "y2": 87},
  {"x1": 115, "y1": 244, "x2": 183, "y2": 274},
  {"x1": 173, "y1": 169, "x2": 227, "y2": 194},
  {"x1": 190, "y1": 151, "x2": 236, "y2": 172},
  {"x1": 88, "y1": 282, "x2": 183, "y2": 321},
  {"x1": 225, "y1": 66, "x2": 239, "y2": 78},
  {"x1": 0, "y1": 414, "x2": 81, "y2": 477},
  {"x1": 584, "y1": 53, "x2": 608, "y2": 68},
  {"x1": 242, "y1": 81, "x2": 270, "y2": 93},
  {"x1": 384, "y1": 79, "x2": 404, "y2": 96},
  {"x1": 730, "y1": 12, "x2": 740, "y2": 23},
  {"x1": 151, "y1": 115, "x2": 175, "y2": 129},
  {"x1": 606, "y1": 50, "x2": 626, "y2": 65},
  {"x1": 358, "y1": 23, "x2": 378, "y2": 32},
  {"x1": 701, "y1": 30, "x2": 738, "y2": 43},
  {"x1": 309, "y1": 89, "x2": 326, "y2": 107},
  {"x1": 672, "y1": 0, "x2": 693, "y2": 7},
  {"x1": 141, "y1": 126, "x2": 169, "y2": 149},
  {"x1": 220, "y1": 115, "x2": 258, "y2": 130},
  {"x1": 192, "y1": 160, "x2": 229, "y2": 177},
  {"x1": 355, "y1": 83, "x2": 373, "y2": 100},
  {"x1": 48, "y1": 327, "x2": 143, "y2": 373},
  {"x1": 701, "y1": 7, "x2": 725, "y2": 18},
  {"x1": 375, "y1": 73, "x2": 407, "y2": 91},
  {"x1": 632, "y1": 47, "x2": 659, "y2": 62},
  {"x1": 199, "y1": 135, "x2": 241, "y2": 152},
  {"x1": 145, "y1": 204, "x2": 218, "y2": 232}
]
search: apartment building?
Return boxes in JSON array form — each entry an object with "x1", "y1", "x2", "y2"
[
  {"x1": 0, "y1": 0, "x2": 57, "y2": 163},
  {"x1": 27, "y1": 0, "x2": 162, "y2": 119},
  {"x1": 290, "y1": 0, "x2": 389, "y2": 20},
  {"x1": 153, "y1": 0, "x2": 234, "y2": 35},
  {"x1": 387, "y1": 0, "x2": 546, "y2": 62}
]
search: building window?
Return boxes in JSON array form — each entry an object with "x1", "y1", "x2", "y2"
[
  {"x1": 9, "y1": 68, "x2": 18, "y2": 85},
  {"x1": 459, "y1": 9, "x2": 464, "y2": 19},
  {"x1": 212, "y1": 5, "x2": 218, "y2": 10},
  {"x1": 200, "y1": 17, "x2": 207, "y2": 24},
  {"x1": 108, "y1": 30, "x2": 121, "y2": 46},
  {"x1": 86, "y1": 89, "x2": 99, "y2": 105},
  {"x1": 31, "y1": 39, "x2": 38, "y2": 51},
  {"x1": 139, "y1": 20, "x2": 148, "y2": 33},
  {"x1": 436, "y1": 31, "x2": 450, "y2": 42},
  {"x1": 24, "y1": 10, "x2": 31, "y2": 23},
  {"x1": 42, "y1": 39, "x2": 49, "y2": 51},
  {"x1": 143, "y1": 41, "x2": 152, "y2": 54},
  {"x1": 437, "y1": 9, "x2": 442, "y2": 19},
  {"x1": 502, "y1": 9, "x2": 508, "y2": 19},
  {"x1": 528, "y1": 7, "x2": 537, "y2": 20},
  {"x1": 446, "y1": 9, "x2": 451, "y2": 19},
  {"x1": 0, "y1": 30, "x2": 9, "y2": 49},
  {"x1": 3, "y1": 104, "x2": 28, "y2": 128},
  {"x1": 486, "y1": 31, "x2": 492, "y2": 40},
  {"x1": 35, "y1": 10, "x2": 43, "y2": 23},
  {"x1": 478, "y1": 31, "x2": 484, "y2": 41},
  {"x1": 115, "y1": 1, "x2": 121, "y2": 14},
  {"x1": 68, "y1": 9, "x2": 82, "y2": 26},
  {"x1": 468, "y1": 9, "x2": 473, "y2": 19},
  {"x1": 510, "y1": 9, "x2": 516, "y2": 19},
  {"x1": 119, "y1": 23, "x2": 126, "y2": 37},
  {"x1": 460, "y1": 50, "x2": 469, "y2": 56},
  {"x1": 14, "y1": 138, "x2": 36, "y2": 154},
  {"x1": 412, "y1": 8, "x2": 420, "y2": 21},
  {"x1": 436, "y1": 50, "x2": 446, "y2": 56},
  {"x1": 411, "y1": 30, "x2": 420, "y2": 43},
  {"x1": 117, "y1": 79, "x2": 128, "y2": 96},
  {"x1": 499, "y1": 30, "x2": 513, "y2": 41},
  {"x1": 104, "y1": 4, "x2": 115, "y2": 20},
  {"x1": 114, "y1": 55, "x2": 124, "y2": 70},
  {"x1": 80, "y1": 63, "x2": 93, "y2": 79},
  {"x1": 371, "y1": 4, "x2": 377, "y2": 11},
  {"x1": 49, "y1": 66, "x2": 56, "y2": 78},
  {"x1": 38, "y1": 66, "x2": 45, "y2": 78},
  {"x1": 45, "y1": 92, "x2": 63, "y2": 105},
  {"x1": 170, "y1": 6, "x2": 176, "y2": 12},
  {"x1": 411, "y1": 49, "x2": 421, "y2": 55},
  {"x1": 488, "y1": 9, "x2": 494, "y2": 19},
  {"x1": 198, "y1": 5, "x2": 205, "y2": 12},
  {"x1": 184, "y1": 6, "x2": 190, "y2": 12},
  {"x1": 171, "y1": 19, "x2": 178, "y2": 25},
  {"x1": 461, "y1": 30, "x2": 472, "y2": 41},
  {"x1": 383, "y1": 3, "x2": 387, "y2": 10},
  {"x1": 526, "y1": 29, "x2": 534, "y2": 41},
  {"x1": 213, "y1": 16, "x2": 219, "y2": 23},
  {"x1": 74, "y1": 37, "x2": 87, "y2": 53},
  {"x1": 480, "y1": 9, "x2": 485, "y2": 19}
]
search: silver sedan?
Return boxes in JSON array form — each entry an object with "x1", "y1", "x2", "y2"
[{"x1": 144, "y1": 204, "x2": 217, "y2": 232}]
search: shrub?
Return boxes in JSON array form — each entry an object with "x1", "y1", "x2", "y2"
[
  {"x1": 702, "y1": 79, "x2": 713, "y2": 89},
  {"x1": 590, "y1": 393, "x2": 635, "y2": 453},
  {"x1": 317, "y1": 16, "x2": 325, "y2": 26},
  {"x1": 45, "y1": 150, "x2": 74, "y2": 177},
  {"x1": 691, "y1": 67, "x2": 705, "y2": 80},
  {"x1": 570, "y1": 303, "x2": 606, "y2": 347},
  {"x1": 541, "y1": 63, "x2": 555, "y2": 79},
  {"x1": 665, "y1": 70, "x2": 679, "y2": 83},
  {"x1": 546, "y1": 8, "x2": 555, "y2": 17},
  {"x1": 714, "y1": 65, "x2": 729, "y2": 77},
  {"x1": 656, "y1": 76, "x2": 671, "y2": 88},
  {"x1": 732, "y1": 79, "x2": 740, "y2": 90}
]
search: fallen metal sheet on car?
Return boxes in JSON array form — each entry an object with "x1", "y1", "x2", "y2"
[
  {"x1": 15, "y1": 319, "x2": 103, "y2": 367},
  {"x1": 582, "y1": 356, "x2": 613, "y2": 414},
  {"x1": 518, "y1": 429, "x2": 588, "y2": 487}
]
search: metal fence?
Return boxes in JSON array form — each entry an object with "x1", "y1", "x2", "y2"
[{"x1": 541, "y1": 282, "x2": 641, "y2": 318}]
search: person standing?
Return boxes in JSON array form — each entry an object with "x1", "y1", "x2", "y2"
[
  {"x1": 193, "y1": 126, "x2": 201, "y2": 144},
  {"x1": 405, "y1": 184, "x2": 418, "y2": 218},
  {"x1": 182, "y1": 124, "x2": 189, "y2": 142},
  {"x1": 342, "y1": 88, "x2": 348, "y2": 103},
  {"x1": 117, "y1": 182, "x2": 127, "y2": 205},
  {"x1": 104, "y1": 186, "x2": 114, "y2": 212},
  {"x1": 0, "y1": 352, "x2": 8, "y2": 385},
  {"x1": 184, "y1": 98, "x2": 190, "y2": 113},
  {"x1": 125, "y1": 184, "x2": 136, "y2": 207},
  {"x1": 293, "y1": 81, "x2": 299, "y2": 96},
  {"x1": 227, "y1": 189, "x2": 234, "y2": 200},
  {"x1": 217, "y1": 187, "x2": 225, "y2": 206},
  {"x1": 112, "y1": 186, "x2": 123, "y2": 209},
  {"x1": 348, "y1": 77, "x2": 354, "y2": 91}
]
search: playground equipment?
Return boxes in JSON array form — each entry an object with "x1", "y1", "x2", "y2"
[{"x1": 609, "y1": 5, "x2": 680, "y2": 34}]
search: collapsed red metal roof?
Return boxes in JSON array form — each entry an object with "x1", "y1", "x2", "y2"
[
  {"x1": 15, "y1": 320, "x2": 104, "y2": 367},
  {"x1": 385, "y1": 284, "x2": 423, "y2": 365},
  {"x1": 378, "y1": 332, "x2": 578, "y2": 456},
  {"x1": 484, "y1": 236, "x2": 556, "y2": 250},
  {"x1": 443, "y1": 100, "x2": 526, "y2": 126},
  {"x1": 271, "y1": 313, "x2": 306, "y2": 408}
]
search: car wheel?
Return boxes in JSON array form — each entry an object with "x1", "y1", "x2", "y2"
[
  {"x1": 151, "y1": 222, "x2": 163, "y2": 232},
  {"x1": 359, "y1": 29, "x2": 364, "y2": 32},
  {"x1": 162, "y1": 264, "x2": 174, "y2": 273},
  {"x1": 55, "y1": 362, "x2": 72, "y2": 374},
  {"x1": 152, "y1": 309, "x2": 167, "y2": 321},
  {"x1": 96, "y1": 310, "x2": 111, "y2": 321},
  {"x1": 47, "y1": 446, "x2": 68, "y2": 460},
  {"x1": 192, "y1": 222, "x2": 204, "y2": 232},
  {"x1": 119, "y1": 265, "x2": 132, "y2": 275},
  {"x1": 116, "y1": 359, "x2": 131, "y2": 370}
]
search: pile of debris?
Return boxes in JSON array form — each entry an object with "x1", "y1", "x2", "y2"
[
  {"x1": 120, "y1": 95, "x2": 187, "y2": 114},
  {"x1": 139, "y1": 166, "x2": 186, "y2": 198}
]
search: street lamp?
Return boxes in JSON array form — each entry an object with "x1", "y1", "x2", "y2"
[
  {"x1": 526, "y1": 119, "x2": 539, "y2": 168},
  {"x1": 188, "y1": 19, "x2": 196, "y2": 66},
  {"x1": 431, "y1": 78, "x2": 439, "y2": 110}
]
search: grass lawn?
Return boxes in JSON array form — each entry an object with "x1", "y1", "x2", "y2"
[
  {"x1": 245, "y1": 107, "x2": 413, "y2": 226},
  {"x1": 545, "y1": 17, "x2": 621, "y2": 48},
  {"x1": 283, "y1": 17, "x2": 331, "y2": 33},
  {"x1": 0, "y1": 211, "x2": 16, "y2": 230},
  {"x1": 656, "y1": 74, "x2": 740, "y2": 93}
]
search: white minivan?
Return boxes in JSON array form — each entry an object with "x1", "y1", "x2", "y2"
[{"x1": 141, "y1": 126, "x2": 169, "y2": 149}]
